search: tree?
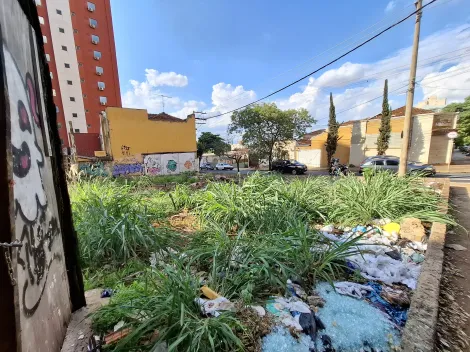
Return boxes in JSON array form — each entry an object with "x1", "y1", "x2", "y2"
[
  {"x1": 229, "y1": 103, "x2": 314, "y2": 170},
  {"x1": 443, "y1": 95, "x2": 470, "y2": 146},
  {"x1": 196, "y1": 132, "x2": 230, "y2": 166},
  {"x1": 225, "y1": 148, "x2": 248, "y2": 173},
  {"x1": 377, "y1": 79, "x2": 392, "y2": 155},
  {"x1": 325, "y1": 93, "x2": 340, "y2": 164}
]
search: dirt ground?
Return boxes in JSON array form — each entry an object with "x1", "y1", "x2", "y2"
[{"x1": 437, "y1": 183, "x2": 470, "y2": 351}]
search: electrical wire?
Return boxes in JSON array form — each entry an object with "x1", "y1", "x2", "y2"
[{"x1": 201, "y1": 0, "x2": 438, "y2": 120}]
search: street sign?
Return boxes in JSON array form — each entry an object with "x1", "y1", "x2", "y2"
[{"x1": 447, "y1": 131, "x2": 458, "y2": 139}]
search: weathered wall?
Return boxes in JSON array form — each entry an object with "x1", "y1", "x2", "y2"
[
  {"x1": 305, "y1": 125, "x2": 352, "y2": 167},
  {"x1": 0, "y1": 1, "x2": 85, "y2": 350},
  {"x1": 106, "y1": 107, "x2": 197, "y2": 160}
]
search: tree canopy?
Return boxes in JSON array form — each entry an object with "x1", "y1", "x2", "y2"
[
  {"x1": 443, "y1": 96, "x2": 470, "y2": 146},
  {"x1": 377, "y1": 79, "x2": 392, "y2": 155},
  {"x1": 228, "y1": 103, "x2": 314, "y2": 169},
  {"x1": 196, "y1": 132, "x2": 230, "y2": 164}
]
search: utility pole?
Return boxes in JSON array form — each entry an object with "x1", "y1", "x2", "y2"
[{"x1": 398, "y1": 0, "x2": 423, "y2": 176}]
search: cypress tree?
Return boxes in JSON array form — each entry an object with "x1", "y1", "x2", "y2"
[
  {"x1": 377, "y1": 79, "x2": 391, "y2": 155},
  {"x1": 325, "y1": 93, "x2": 340, "y2": 164}
]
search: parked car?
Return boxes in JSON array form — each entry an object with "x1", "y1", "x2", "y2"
[
  {"x1": 200, "y1": 162, "x2": 214, "y2": 170},
  {"x1": 272, "y1": 160, "x2": 308, "y2": 175},
  {"x1": 215, "y1": 163, "x2": 234, "y2": 170},
  {"x1": 359, "y1": 156, "x2": 436, "y2": 176}
]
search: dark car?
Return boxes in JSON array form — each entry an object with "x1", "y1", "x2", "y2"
[
  {"x1": 200, "y1": 162, "x2": 214, "y2": 170},
  {"x1": 272, "y1": 160, "x2": 307, "y2": 175}
]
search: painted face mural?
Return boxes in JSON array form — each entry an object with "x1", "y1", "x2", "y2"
[{"x1": 4, "y1": 45, "x2": 47, "y2": 222}]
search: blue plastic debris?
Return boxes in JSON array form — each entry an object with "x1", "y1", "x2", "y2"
[
  {"x1": 100, "y1": 288, "x2": 114, "y2": 298},
  {"x1": 262, "y1": 327, "x2": 314, "y2": 352},
  {"x1": 364, "y1": 282, "x2": 408, "y2": 327},
  {"x1": 314, "y1": 282, "x2": 400, "y2": 352}
]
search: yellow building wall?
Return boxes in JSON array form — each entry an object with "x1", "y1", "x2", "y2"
[
  {"x1": 366, "y1": 117, "x2": 405, "y2": 134},
  {"x1": 106, "y1": 107, "x2": 197, "y2": 161},
  {"x1": 306, "y1": 125, "x2": 352, "y2": 167}
]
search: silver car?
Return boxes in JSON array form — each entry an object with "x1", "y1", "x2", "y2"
[{"x1": 359, "y1": 156, "x2": 436, "y2": 176}]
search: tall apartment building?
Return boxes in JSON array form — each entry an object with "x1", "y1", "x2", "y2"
[{"x1": 36, "y1": 0, "x2": 121, "y2": 152}]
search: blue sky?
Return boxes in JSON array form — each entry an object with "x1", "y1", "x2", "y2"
[{"x1": 111, "y1": 0, "x2": 470, "y2": 135}]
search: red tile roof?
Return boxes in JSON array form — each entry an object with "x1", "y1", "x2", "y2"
[
  {"x1": 298, "y1": 129, "x2": 325, "y2": 145},
  {"x1": 367, "y1": 106, "x2": 431, "y2": 121},
  {"x1": 148, "y1": 112, "x2": 187, "y2": 122}
]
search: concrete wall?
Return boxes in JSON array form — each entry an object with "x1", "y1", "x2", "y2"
[
  {"x1": 106, "y1": 107, "x2": 197, "y2": 160},
  {"x1": 409, "y1": 114, "x2": 433, "y2": 163},
  {"x1": 1, "y1": 0, "x2": 80, "y2": 350}
]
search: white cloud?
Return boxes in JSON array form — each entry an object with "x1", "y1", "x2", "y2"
[
  {"x1": 145, "y1": 69, "x2": 188, "y2": 87},
  {"x1": 315, "y1": 62, "x2": 366, "y2": 87},
  {"x1": 385, "y1": 1, "x2": 396, "y2": 12}
]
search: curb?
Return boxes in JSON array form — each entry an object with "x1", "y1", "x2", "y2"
[{"x1": 401, "y1": 178, "x2": 450, "y2": 351}]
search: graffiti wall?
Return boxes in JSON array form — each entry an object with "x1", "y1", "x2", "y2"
[
  {"x1": 79, "y1": 162, "x2": 109, "y2": 177},
  {"x1": 1, "y1": 0, "x2": 75, "y2": 350},
  {"x1": 143, "y1": 152, "x2": 197, "y2": 176}
]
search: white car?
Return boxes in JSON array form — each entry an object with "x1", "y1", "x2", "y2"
[{"x1": 215, "y1": 163, "x2": 234, "y2": 170}]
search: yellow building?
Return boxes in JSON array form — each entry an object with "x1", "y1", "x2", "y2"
[
  {"x1": 293, "y1": 106, "x2": 458, "y2": 168},
  {"x1": 102, "y1": 107, "x2": 197, "y2": 176}
]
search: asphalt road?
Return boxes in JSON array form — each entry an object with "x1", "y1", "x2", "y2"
[{"x1": 200, "y1": 168, "x2": 470, "y2": 181}]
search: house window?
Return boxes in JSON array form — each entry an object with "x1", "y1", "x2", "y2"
[
  {"x1": 45, "y1": 53, "x2": 50, "y2": 62},
  {"x1": 99, "y1": 96, "x2": 107, "y2": 105},
  {"x1": 93, "y1": 51, "x2": 101, "y2": 60},
  {"x1": 42, "y1": 35, "x2": 47, "y2": 43},
  {"x1": 89, "y1": 18, "x2": 97, "y2": 28},
  {"x1": 74, "y1": 129, "x2": 80, "y2": 133},
  {"x1": 72, "y1": 113, "x2": 78, "y2": 117},
  {"x1": 52, "y1": 89, "x2": 56, "y2": 96},
  {"x1": 70, "y1": 97, "x2": 75, "y2": 102},
  {"x1": 91, "y1": 35, "x2": 99, "y2": 44},
  {"x1": 56, "y1": 9, "x2": 62, "y2": 15},
  {"x1": 38, "y1": 16, "x2": 45, "y2": 25},
  {"x1": 59, "y1": 27, "x2": 65, "y2": 33},
  {"x1": 87, "y1": 2, "x2": 95, "y2": 12},
  {"x1": 98, "y1": 81, "x2": 105, "y2": 90},
  {"x1": 61, "y1": 45, "x2": 67, "y2": 51},
  {"x1": 96, "y1": 66, "x2": 103, "y2": 75},
  {"x1": 65, "y1": 63, "x2": 70, "y2": 68},
  {"x1": 67, "y1": 80, "x2": 73, "y2": 85}
]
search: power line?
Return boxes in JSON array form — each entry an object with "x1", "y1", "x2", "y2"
[
  {"x1": 418, "y1": 84, "x2": 470, "y2": 90},
  {"x1": 201, "y1": 0, "x2": 439, "y2": 121}
]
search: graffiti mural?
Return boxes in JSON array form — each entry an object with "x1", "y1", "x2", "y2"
[
  {"x1": 79, "y1": 162, "x2": 108, "y2": 177},
  {"x1": 1, "y1": 0, "x2": 74, "y2": 348},
  {"x1": 112, "y1": 163, "x2": 144, "y2": 176},
  {"x1": 159, "y1": 153, "x2": 178, "y2": 175},
  {"x1": 143, "y1": 154, "x2": 162, "y2": 175},
  {"x1": 178, "y1": 152, "x2": 196, "y2": 172}
]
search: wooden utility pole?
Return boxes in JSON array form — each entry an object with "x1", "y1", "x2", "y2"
[{"x1": 398, "y1": 0, "x2": 423, "y2": 176}]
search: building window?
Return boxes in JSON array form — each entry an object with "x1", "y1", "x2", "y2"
[
  {"x1": 42, "y1": 35, "x2": 47, "y2": 43},
  {"x1": 45, "y1": 53, "x2": 50, "y2": 62},
  {"x1": 91, "y1": 35, "x2": 99, "y2": 44},
  {"x1": 75, "y1": 129, "x2": 80, "y2": 133},
  {"x1": 89, "y1": 18, "x2": 97, "y2": 28},
  {"x1": 98, "y1": 81, "x2": 105, "y2": 90},
  {"x1": 96, "y1": 66, "x2": 103, "y2": 75},
  {"x1": 65, "y1": 63, "x2": 70, "y2": 68},
  {"x1": 52, "y1": 89, "x2": 56, "y2": 96},
  {"x1": 87, "y1": 2, "x2": 96, "y2": 12},
  {"x1": 70, "y1": 97, "x2": 75, "y2": 102},
  {"x1": 93, "y1": 51, "x2": 101, "y2": 60},
  {"x1": 59, "y1": 27, "x2": 65, "y2": 33},
  {"x1": 99, "y1": 96, "x2": 107, "y2": 105},
  {"x1": 61, "y1": 45, "x2": 67, "y2": 51},
  {"x1": 56, "y1": 9, "x2": 62, "y2": 15},
  {"x1": 38, "y1": 16, "x2": 45, "y2": 25},
  {"x1": 67, "y1": 80, "x2": 73, "y2": 85},
  {"x1": 72, "y1": 113, "x2": 78, "y2": 117}
]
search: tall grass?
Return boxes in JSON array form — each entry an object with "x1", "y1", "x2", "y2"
[{"x1": 69, "y1": 179, "x2": 178, "y2": 268}]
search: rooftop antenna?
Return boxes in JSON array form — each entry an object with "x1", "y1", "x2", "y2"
[
  {"x1": 194, "y1": 111, "x2": 207, "y2": 120},
  {"x1": 158, "y1": 95, "x2": 172, "y2": 112}
]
